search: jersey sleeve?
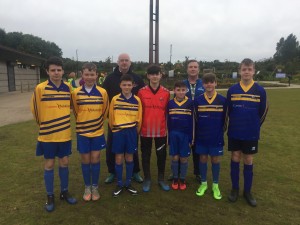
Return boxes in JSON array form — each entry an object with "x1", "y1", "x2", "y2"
[
  {"x1": 223, "y1": 97, "x2": 229, "y2": 132},
  {"x1": 108, "y1": 97, "x2": 115, "y2": 130},
  {"x1": 193, "y1": 98, "x2": 198, "y2": 123},
  {"x1": 30, "y1": 87, "x2": 40, "y2": 125},
  {"x1": 166, "y1": 101, "x2": 170, "y2": 132},
  {"x1": 259, "y1": 88, "x2": 268, "y2": 126},
  {"x1": 226, "y1": 88, "x2": 232, "y2": 116},
  {"x1": 71, "y1": 89, "x2": 79, "y2": 119},
  {"x1": 101, "y1": 88, "x2": 109, "y2": 121},
  {"x1": 136, "y1": 97, "x2": 143, "y2": 132},
  {"x1": 189, "y1": 101, "x2": 194, "y2": 144}
]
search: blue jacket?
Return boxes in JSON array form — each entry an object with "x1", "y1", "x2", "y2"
[{"x1": 183, "y1": 79, "x2": 204, "y2": 99}]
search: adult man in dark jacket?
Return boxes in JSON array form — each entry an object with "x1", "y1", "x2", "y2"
[{"x1": 103, "y1": 53, "x2": 144, "y2": 184}]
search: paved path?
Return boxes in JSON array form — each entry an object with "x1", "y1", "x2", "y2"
[{"x1": 0, "y1": 91, "x2": 33, "y2": 127}]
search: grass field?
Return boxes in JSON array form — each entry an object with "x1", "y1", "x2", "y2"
[{"x1": 0, "y1": 89, "x2": 300, "y2": 225}]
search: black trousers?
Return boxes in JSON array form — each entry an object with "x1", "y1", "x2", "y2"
[
  {"x1": 140, "y1": 136, "x2": 167, "y2": 181},
  {"x1": 192, "y1": 145, "x2": 200, "y2": 175},
  {"x1": 105, "y1": 126, "x2": 140, "y2": 174}
]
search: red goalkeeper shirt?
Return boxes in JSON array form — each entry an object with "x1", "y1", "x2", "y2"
[{"x1": 138, "y1": 85, "x2": 170, "y2": 137}]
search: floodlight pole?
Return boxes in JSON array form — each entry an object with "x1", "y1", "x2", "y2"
[
  {"x1": 149, "y1": 0, "x2": 159, "y2": 64},
  {"x1": 76, "y1": 49, "x2": 78, "y2": 77}
]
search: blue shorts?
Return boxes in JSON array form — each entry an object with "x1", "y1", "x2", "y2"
[
  {"x1": 36, "y1": 141, "x2": 72, "y2": 159},
  {"x1": 195, "y1": 144, "x2": 223, "y2": 156},
  {"x1": 169, "y1": 131, "x2": 191, "y2": 157},
  {"x1": 77, "y1": 134, "x2": 106, "y2": 154},
  {"x1": 112, "y1": 127, "x2": 137, "y2": 154}
]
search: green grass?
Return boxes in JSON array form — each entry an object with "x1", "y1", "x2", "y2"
[{"x1": 1, "y1": 89, "x2": 300, "y2": 225}]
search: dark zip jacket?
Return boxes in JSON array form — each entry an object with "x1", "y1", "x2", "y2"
[{"x1": 103, "y1": 66, "x2": 145, "y2": 102}]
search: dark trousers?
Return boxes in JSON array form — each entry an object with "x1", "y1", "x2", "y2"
[
  {"x1": 192, "y1": 144, "x2": 200, "y2": 175},
  {"x1": 140, "y1": 136, "x2": 167, "y2": 181},
  {"x1": 106, "y1": 126, "x2": 140, "y2": 174}
]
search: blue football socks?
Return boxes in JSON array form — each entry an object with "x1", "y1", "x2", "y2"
[
  {"x1": 91, "y1": 162, "x2": 100, "y2": 187},
  {"x1": 244, "y1": 164, "x2": 253, "y2": 192},
  {"x1": 115, "y1": 163, "x2": 123, "y2": 187},
  {"x1": 125, "y1": 161, "x2": 134, "y2": 187},
  {"x1": 44, "y1": 169, "x2": 54, "y2": 195},
  {"x1": 199, "y1": 161, "x2": 208, "y2": 182},
  {"x1": 81, "y1": 163, "x2": 91, "y2": 186},
  {"x1": 212, "y1": 162, "x2": 220, "y2": 184},
  {"x1": 59, "y1": 167, "x2": 69, "y2": 192},
  {"x1": 171, "y1": 160, "x2": 179, "y2": 179},
  {"x1": 180, "y1": 161, "x2": 188, "y2": 180},
  {"x1": 230, "y1": 160, "x2": 240, "y2": 190}
]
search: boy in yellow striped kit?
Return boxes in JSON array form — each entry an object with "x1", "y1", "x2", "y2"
[
  {"x1": 109, "y1": 74, "x2": 142, "y2": 197},
  {"x1": 31, "y1": 56, "x2": 77, "y2": 212},
  {"x1": 72, "y1": 63, "x2": 109, "y2": 201}
]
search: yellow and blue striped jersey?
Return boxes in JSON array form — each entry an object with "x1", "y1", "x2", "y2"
[
  {"x1": 227, "y1": 81, "x2": 268, "y2": 140},
  {"x1": 194, "y1": 92, "x2": 228, "y2": 147},
  {"x1": 72, "y1": 85, "x2": 109, "y2": 137},
  {"x1": 109, "y1": 93, "x2": 142, "y2": 133},
  {"x1": 167, "y1": 96, "x2": 194, "y2": 143},
  {"x1": 30, "y1": 80, "x2": 72, "y2": 142}
]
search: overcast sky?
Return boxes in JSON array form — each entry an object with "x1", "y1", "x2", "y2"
[{"x1": 1, "y1": 0, "x2": 300, "y2": 63}]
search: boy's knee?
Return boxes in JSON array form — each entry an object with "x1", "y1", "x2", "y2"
[
  {"x1": 211, "y1": 156, "x2": 219, "y2": 164},
  {"x1": 91, "y1": 152, "x2": 100, "y2": 163},
  {"x1": 199, "y1": 155, "x2": 208, "y2": 163},
  {"x1": 44, "y1": 159, "x2": 55, "y2": 170},
  {"x1": 58, "y1": 156, "x2": 69, "y2": 167},
  {"x1": 180, "y1": 157, "x2": 188, "y2": 163},
  {"x1": 231, "y1": 151, "x2": 241, "y2": 162},
  {"x1": 243, "y1": 154, "x2": 253, "y2": 165},
  {"x1": 125, "y1": 153, "x2": 133, "y2": 162}
]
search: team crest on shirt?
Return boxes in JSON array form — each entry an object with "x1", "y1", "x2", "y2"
[{"x1": 159, "y1": 97, "x2": 164, "y2": 101}]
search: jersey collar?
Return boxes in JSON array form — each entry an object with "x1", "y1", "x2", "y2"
[
  {"x1": 204, "y1": 91, "x2": 217, "y2": 104},
  {"x1": 240, "y1": 80, "x2": 254, "y2": 92}
]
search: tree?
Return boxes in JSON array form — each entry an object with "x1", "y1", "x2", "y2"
[
  {"x1": 274, "y1": 33, "x2": 299, "y2": 63},
  {"x1": 4, "y1": 32, "x2": 23, "y2": 49},
  {"x1": 0, "y1": 28, "x2": 63, "y2": 58},
  {"x1": 0, "y1": 28, "x2": 6, "y2": 44}
]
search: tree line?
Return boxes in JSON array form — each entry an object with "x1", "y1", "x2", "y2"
[
  {"x1": 0, "y1": 28, "x2": 62, "y2": 59},
  {"x1": 1, "y1": 27, "x2": 299, "y2": 80}
]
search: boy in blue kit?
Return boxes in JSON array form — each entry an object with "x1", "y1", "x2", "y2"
[
  {"x1": 72, "y1": 63, "x2": 109, "y2": 201},
  {"x1": 109, "y1": 74, "x2": 142, "y2": 197},
  {"x1": 31, "y1": 56, "x2": 77, "y2": 212},
  {"x1": 227, "y1": 58, "x2": 268, "y2": 207},
  {"x1": 194, "y1": 73, "x2": 227, "y2": 200},
  {"x1": 167, "y1": 81, "x2": 193, "y2": 190}
]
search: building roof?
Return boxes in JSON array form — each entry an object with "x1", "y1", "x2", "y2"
[{"x1": 0, "y1": 44, "x2": 45, "y2": 66}]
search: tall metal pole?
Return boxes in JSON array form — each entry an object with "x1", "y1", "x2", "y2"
[
  {"x1": 149, "y1": 0, "x2": 159, "y2": 64},
  {"x1": 76, "y1": 49, "x2": 78, "y2": 77},
  {"x1": 170, "y1": 44, "x2": 172, "y2": 63},
  {"x1": 155, "y1": 0, "x2": 159, "y2": 64},
  {"x1": 149, "y1": 0, "x2": 153, "y2": 64}
]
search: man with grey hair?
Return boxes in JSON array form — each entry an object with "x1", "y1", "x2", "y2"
[
  {"x1": 103, "y1": 53, "x2": 145, "y2": 184},
  {"x1": 169, "y1": 60, "x2": 204, "y2": 183}
]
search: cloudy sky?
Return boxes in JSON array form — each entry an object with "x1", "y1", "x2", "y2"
[{"x1": 1, "y1": 0, "x2": 299, "y2": 63}]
